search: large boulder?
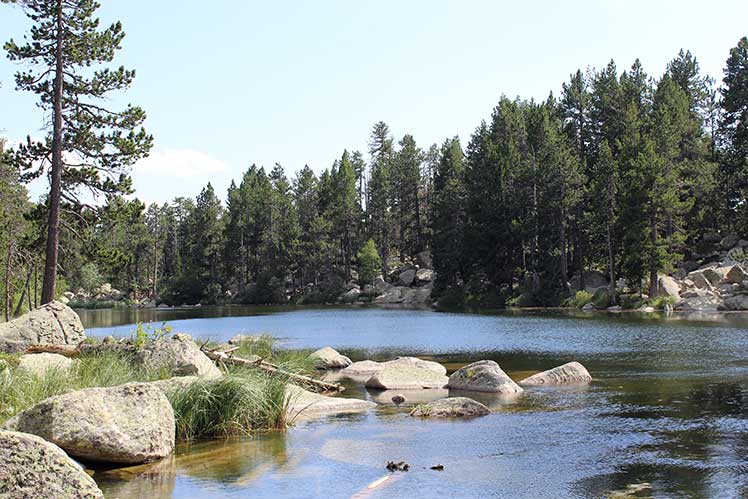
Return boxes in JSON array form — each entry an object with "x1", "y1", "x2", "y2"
[
  {"x1": 17, "y1": 353, "x2": 74, "y2": 376},
  {"x1": 285, "y1": 384, "x2": 375, "y2": 419},
  {"x1": 447, "y1": 360, "x2": 523, "y2": 394},
  {"x1": 398, "y1": 269, "x2": 417, "y2": 287},
  {"x1": 415, "y1": 250, "x2": 433, "y2": 269},
  {"x1": 518, "y1": 362, "x2": 592, "y2": 386},
  {"x1": 415, "y1": 268, "x2": 434, "y2": 285},
  {"x1": 400, "y1": 287, "x2": 433, "y2": 306},
  {"x1": 723, "y1": 265, "x2": 748, "y2": 284},
  {"x1": 409, "y1": 397, "x2": 490, "y2": 418},
  {"x1": 134, "y1": 333, "x2": 221, "y2": 378},
  {"x1": 0, "y1": 430, "x2": 103, "y2": 498},
  {"x1": 373, "y1": 276, "x2": 393, "y2": 294},
  {"x1": 721, "y1": 294, "x2": 748, "y2": 311},
  {"x1": 675, "y1": 295, "x2": 722, "y2": 311},
  {"x1": 309, "y1": 347, "x2": 352, "y2": 369},
  {"x1": 0, "y1": 301, "x2": 85, "y2": 353},
  {"x1": 341, "y1": 356, "x2": 446, "y2": 377},
  {"x1": 687, "y1": 270, "x2": 716, "y2": 290},
  {"x1": 365, "y1": 366, "x2": 448, "y2": 390},
  {"x1": 338, "y1": 287, "x2": 361, "y2": 303},
  {"x1": 656, "y1": 275, "x2": 681, "y2": 300},
  {"x1": 4, "y1": 383, "x2": 175, "y2": 464},
  {"x1": 374, "y1": 287, "x2": 404, "y2": 304}
]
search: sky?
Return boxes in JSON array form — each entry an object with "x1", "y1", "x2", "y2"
[{"x1": 1, "y1": 0, "x2": 747, "y2": 204}]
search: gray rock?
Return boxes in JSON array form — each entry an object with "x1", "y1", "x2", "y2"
[
  {"x1": 134, "y1": 333, "x2": 221, "y2": 378},
  {"x1": 398, "y1": 269, "x2": 417, "y2": 286},
  {"x1": 142, "y1": 376, "x2": 202, "y2": 396},
  {"x1": 400, "y1": 287, "x2": 432, "y2": 306},
  {"x1": 309, "y1": 347, "x2": 352, "y2": 369},
  {"x1": 724, "y1": 265, "x2": 748, "y2": 284},
  {"x1": 721, "y1": 234, "x2": 739, "y2": 250},
  {"x1": 4, "y1": 383, "x2": 175, "y2": 464},
  {"x1": 702, "y1": 267, "x2": 724, "y2": 286},
  {"x1": 391, "y1": 394, "x2": 406, "y2": 404},
  {"x1": 374, "y1": 287, "x2": 404, "y2": 304},
  {"x1": 722, "y1": 294, "x2": 748, "y2": 310},
  {"x1": 606, "y1": 305, "x2": 622, "y2": 312},
  {"x1": 581, "y1": 302, "x2": 595, "y2": 311},
  {"x1": 415, "y1": 250, "x2": 433, "y2": 268},
  {"x1": 17, "y1": 353, "x2": 73, "y2": 376},
  {"x1": 518, "y1": 362, "x2": 592, "y2": 386},
  {"x1": 702, "y1": 232, "x2": 721, "y2": 243},
  {"x1": 0, "y1": 430, "x2": 104, "y2": 498},
  {"x1": 341, "y1": 359, "x2": 385, "y2": 377},
  {"x1": 687, "y1": 270, "x2": 715, "y2": 290},
  {"x1": 409, "y1": 397, "x2": 490, "y2": 418},
  {"x1": 373, "y1": 276, "x2": 393, "y2": 294},
  {"x1": 447, "y1": 360, "x2": 523, "y2": 394},
  {"x1": 675, "y1": 295, "x2": 722, "y2": 311},
  {"x1": 285, "y1": 384, "x2": 375, "y2": 419},
  {"x1": 339, "y1": 287, "x2": 361, "y2": 303},
  {"x1": 415, "y1": 268, "x2": 434, "y2": 284},
  {"x1": 570, "y1": 271, "x2": 608, "y2": 292},
  {"x1": 341, "y1": 357, "x2": 446, "y2": 377},
  {"x1": 365, "y1": 366, "x2": 448, "y2": 390},
  {"x1": 0, "y1": 301, "x2": 85, "y2": 353},
  {"x1": 656, "y1": 274, "x2": 681, "y2": 300}
]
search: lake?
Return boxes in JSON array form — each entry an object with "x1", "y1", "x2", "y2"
[{"x1": 80, "y1": 306, "x2": 748, "y2": 499}]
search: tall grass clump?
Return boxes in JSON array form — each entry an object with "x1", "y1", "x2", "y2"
[
  {"x1": 233, "y1": 335, "x2": 316, "y2": 377},
  {"x1": 168, "y1": 367, "x2": 289, "y2": 440}
]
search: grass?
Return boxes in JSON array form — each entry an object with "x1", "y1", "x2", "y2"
[{"x1": 231, "y1": 334, "x2": 317, "y2": 377}]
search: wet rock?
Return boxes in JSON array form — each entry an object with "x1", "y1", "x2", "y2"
[
  {"x1": 447, "y1": 360, "x2": 523, "y2": 394},
  {"x1": 17, "y1": 353, "x2": 73, "y2": 376},
  {"x1": 409, "y1": 397, "x2": 490, "y2": 418},
  {"x1": 0, "y1": 430, "x2": 104, "y2": 499},
  {"x1": 285, "y1": 385, "x2": 375, "y2": 419},
  {"x1": 369, "y1": 388, "x2": 449, "y2": 405},
  {"x1": 134, "y1": 333, "x2": 221, "y2": 378},
  {"x1": 4, "y1": 383, "x2": 175, "y2": 464},
  {"x1": 309, "y1": 347, "x2": 352, "y2": 369},
  {"x1": 518, "y1": 362, "x2": 592, "y2": 386},
  {"x1": 0, "y1": 301, "x2": 86, "y2": 353},
  {"x1": 365, "y1": 366, "x2": 448, "y2": 390}
]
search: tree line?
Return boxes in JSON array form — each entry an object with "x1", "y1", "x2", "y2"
[{"x1": 1, "y1": 0, "x2": 747, "y2": 314}]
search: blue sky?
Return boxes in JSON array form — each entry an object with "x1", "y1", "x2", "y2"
[{"x1": 1, "y1": 0, "x2": 747, "y2": 204}]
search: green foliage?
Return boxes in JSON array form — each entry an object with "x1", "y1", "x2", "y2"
[
  {"x1": 648, "y1": 295, "x2": 675, "y2": 310},
  {"x1": 356, "y1": 239, "x2": 382, "y2": 285},
  {"x1": 565, "y1": 291, "x2": 594, "y2": 308},
  {"x1": 131, "y1": 322, "x2": 173, "y2": 350}
]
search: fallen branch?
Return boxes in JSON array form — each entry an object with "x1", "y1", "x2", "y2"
[
  {"x1": 201, "y1": 346, "x2": 344, "y2": 393},
  {"x1": 25, "y1": 343, "x2": 107, "y2": 357}
]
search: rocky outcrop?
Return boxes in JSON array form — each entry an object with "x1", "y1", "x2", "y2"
[
  {"x1": 17, "y1": 353, "x2": 74, "y2": 376},
  {"x1": 0, "y1": 301, "x2": 85, "y2": 353},
  {"x1": 134, "y1": 333, "x2": 221, "y2": 378},
  {"x1": 518, "y1": 362, "x2": 592, "y2": 386},
  {"x1": 409, "y1": 397, "x2": 490, "y2": 418},
  {"x1": 365, "y1": 366, "x2": 448, "y2": 390},
  {"x1": 4, "y1": 383, "x2": 175, "y2": 464},
  {"x1": 0, "y1": 430, "x2": 104, "y2": 499},
  {"x1": 285, "y1": 384, "x2": 375, "y2": 419},
  {"x1": 309, "y1": 347, "x2": 352, "y2": 369},
  {"x1": 447, "y1": 360, "x2": 523, "y2": 394}
]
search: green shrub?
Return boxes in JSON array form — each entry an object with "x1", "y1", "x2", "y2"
[
  {"x1": 592, "y1": 288, "x2": 612, "y2": 308},
  {"x1": 356, "y1": 239, "x2": 382, "y2": 285},
  {"x1": 648, "y1": 295, "x2": 675, "y2": 310},
  {"x1": 565, "y1": 290, "x2": 594, "y2": 308}
]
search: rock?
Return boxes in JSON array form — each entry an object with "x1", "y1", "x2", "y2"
[
  {"x1": 415, "y1": 250, "x2": 433, "y2": 268},
  {"x1": 341, "y1": 356, "x2": 446, "y2": 377},
  {"x1": 400, "y1": 286, "x2": 432, "y2": 306},
  {"x1": 157, "y1": 303, "x2": 170, "y2": 309},
  {"x1": 142, "y1": 376, "x2": 202, "y2": 396},
  {"x1": 59, "y1": 295, "x2": 71, "y2": 305},
  {"x1": 398, "y1": 269, "x2": 416, "y2": 286},
  {"x1": 447, "y1": 360, "x2": 523, "y2": 394},
  {"x1": 102, "y1": 335, "x2": 116, "y2": 345},
  {"x1": 724, "y1": 265, "x2": 748, "y2": 284},
  {"x1": 391, "y1": 394, "x2": 406, "y2": 405},
  {"x1": 365, "y1": 366, "x2": 448, "y2": 390},
  {"x1": 656, "y1": 274, "x2": 681, "y2": 300},
  {"x1": 339, "y1": 287, "x2": 361, "y2": 303},
  {"x1": 721, "y1": 234, "x2": 740, "y2": 250},
  {"x1": 285, "y1": 384, "x2": 375, "y2": 419},
  {"x1": 369, "y1": 388, "x2": 449, "y2": 405},
  {"x1": 415, "y1": 268, "x2": 434, "y2": 285},
  {"x1": 721, "y1": 294, "x2": 748, "y2": 310},
  {"x1": 687, "y1": 270, "x2": 715, "y2": 290},
  {"x1": 374, "y1": 287, "x2": 404, "y2": 304},
  {"x1": 373, "y1": 276, "x2": 393, "y2": 294},
  {"x1": 0, "y1": 430, "x2": 104, "y2": 499},
  {"x1": 640, "y1": 306, "x2": 656, "y2": 313},
  {"x1": 350, "y1": 269, "x2": 359, "y2": 281},
  {"x1": 518, "y1": 362, "x2": 592, "y2": 386},
  {"x1": 409, "y1": 397, "x2": 490, "y2": 418},
  {"x1": 675, "y1": 295, "x2": 722, "y2": 311},
  {"x1": 134, "y1": 333, "x2": 221, "y2": 378},
  {"x1": 17, "y1": 353, "x2": 73, "y2": 376},
  {"x1": 702, "y1": 232, "x2": 721, "y2": 243},
  {"x1": 581, "y1": 302, "x2": 595, "y2": 311},
  {"x1": 309, "y1": 347, "x2": 352, "y2": 369},
  {"x1": 606, "y1": 305, "x2": 622, "y2": 312},
  {"x1": 702, "y1": 268, "x2": 723, "y2": 286},
  {"x1": 4, "y1": 383, "x2": 175, "y2": 464},
  {"x1": 341, "y1": 359, "x2": 385, "y2": 377},
  {"x1": 681, "y1": 260, "x2": 700, "y2": 273},
  {"x1": 0, "y1": 301, "x2": 86, "y2": 353}
]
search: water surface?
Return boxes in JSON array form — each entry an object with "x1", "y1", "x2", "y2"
[{"x1": 82, "y1": 307, "x2": 748, "y2": 499}]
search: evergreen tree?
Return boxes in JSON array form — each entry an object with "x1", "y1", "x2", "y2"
[
  {"x1": 368, "y1": 121, "x2": 394, "y2": 273},
  {"x1": 392, "y1": 134, "x2": 423, "y2": 258},
  {"x1": 356, "y1": 239, "x2": 381, "y2": 285}
]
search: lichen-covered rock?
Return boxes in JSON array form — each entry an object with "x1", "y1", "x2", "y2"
[
  {"x1": 309, "y1": 347, "x2": 352, "y2": 369},
  {"x1": 365, "y1": 366, "x2": 448, "y2": 390},
  {"x1": 17, "y1": 352, "x2": 74, "y2": 376},
  {"x1": 0, "y1": 430, "x2": 104, "y2": 498},
  {"x1": 0, "y1": 301, "x2": 85, "y2": 353},
  {"x1": 134, "y1": 333, "x2": 221, "y2": 378},
  {"x1": 4, "y1": 383, "x2": 175, "y2": 464},
  {"x1": 409, "y1": 397, "x2": 490, "y2": 418},
  {"x1": 447, "y1": 360, "x2": 523, "y2": 394},
  {"x1": 518, "y1": 362, "x2": 592, "y2": 386},
  {"x1": 285, "y1": 384, "x2": 375, "y2": 419}
]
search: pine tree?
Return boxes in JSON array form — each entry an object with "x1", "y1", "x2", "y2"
[
  {"x1": 4, "y1": 0, "x2": 153, "y2": 303},
  {"x1": 368, "y1": 122, "x2": 394, "y2": 273},
  {"x1": 392, "y1": 134, "x2": 423, "y2": 258}
]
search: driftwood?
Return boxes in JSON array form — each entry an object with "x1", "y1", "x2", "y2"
[
  {"x1": 25, "y1": 343, "x2": 130, "y2": 357},
  {"x1": 201, "y1": 346, "x2": 344, "y2": 393}
]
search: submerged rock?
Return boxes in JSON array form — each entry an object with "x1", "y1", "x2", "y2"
[
  {"x1": 134, "y1": 333, "x2": 221, "y2": 378},
  {"x1": 17, "y1": 352, "x2": 74, "y2": 376},
  {"x1": 285, "y1": 384, "x2": 375, "y2": 419},
  {"x1": 409, "y1": 397, "x2": 490, "y2": 418},
  {"x1": 309, "y1": 347, "x2": 352, "y2": 369},
  {"x1": 0, "y1": 301, "x2": 86, "y2": 353},
  {"x1": 4, "y1": 383, "x2": 175, "y2": 464},
  {"x1": 365, "y1": 366, "x2": 448, "y2": 390},
  {"x1": 518, "y1": 362, "x2": 592, "y2": 386},
  {"x1": 0, "y1": 430, "x2": 103, "y2": 499},
  {"x1": 447, "y1": 360, "x2": 523, "y2": 394}
]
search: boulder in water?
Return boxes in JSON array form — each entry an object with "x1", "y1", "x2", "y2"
[
  {"x1": 365, "y1": 366, "x2": 448, "y2": 390},
  {"x1": 409, "y1": 397, "x2": 490, "y2": 418},
  {"x1": 447, "y1": 360, "x2": 523, "y2": 394},
  {"x1": 518, "y1": 362, "x2": 592, "y2": 386},
  {"x1": 309, "y1": 347, "x2": 352, "y2": 369}
]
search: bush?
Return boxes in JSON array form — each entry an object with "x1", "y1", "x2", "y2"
[
  {"x1": 648, "y1": 295, "x2": 675, "y2": 310},
  {"x1": 565, "y1": 290, "x2": 594, "y2": 308},
  {"x1": 356, "y1": 239, "x2": 382, "y2": 285},
  {"x1": 592, "y1": 288, "x2": 612, "y2": 309}
]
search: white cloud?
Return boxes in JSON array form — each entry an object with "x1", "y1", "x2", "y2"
[{"x1": 134, "y1": 149, "x2": 229, "y2": 178}]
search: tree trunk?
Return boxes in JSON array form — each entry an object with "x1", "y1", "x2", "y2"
[
  {"x1": 606, "y1": 174, "x2": 616, "y2": 299},
  {"x1": 41, "y1": 0, "x2": 65, "y2": 304},
  {"x1": 13, "y1": 268, "x2": 33, "y2": 318},
  {"x1": 648, "y1": 213, "x2": 658, "y2": 298},
  {"x1": 560, "y1": 209, "x2": 569, "y2": 295},
  {"x1": 4, "y1": 236, "x2": 13, "y2": 321}
]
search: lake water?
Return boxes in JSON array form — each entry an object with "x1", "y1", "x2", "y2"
[{"x1": 80, "y1": 306, "x2": 748, "y2": 499}]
